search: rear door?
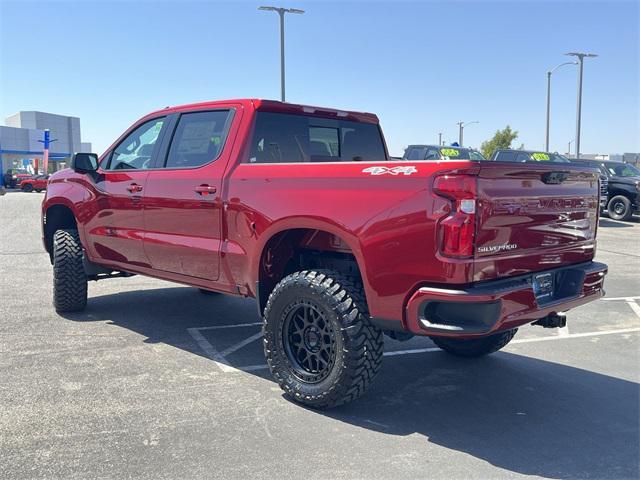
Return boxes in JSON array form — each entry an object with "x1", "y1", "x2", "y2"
[
  {"x1": 473, "y1": 162, "x2": 600, "y2": 282},
  {"x1": 142, "y1": 107, "x2": 238, "y2": 280}
]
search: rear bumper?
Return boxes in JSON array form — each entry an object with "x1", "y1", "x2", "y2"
[{"x1": 405, "y1": 261, "x2": 607, "y2": 338}]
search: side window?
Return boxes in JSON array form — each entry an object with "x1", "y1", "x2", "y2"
[
  {"x1": 425, "y1": 149, "x2": 440, "y2": 160},
  {"x1": 494, "y1": 151, "x2": 517, "y2": 162},
  {"x1": 515, "y1": 152, "x2": 530, "y2": 163},
  {"x1": 107, "y1": 118, "x2": 165, "y2": 170},
  {"x1": 405, "y1": 147, "x2": 427, "y2": 160},
  {"x1": 164, "y1": 110, "x2": 232, "y2": 169}
]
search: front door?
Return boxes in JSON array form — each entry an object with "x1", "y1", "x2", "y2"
[
  {"x1": 142, "y1": 108, "x2": 237, "y2": 280},
  {"x1": 84, "y1": 116, "x2": 167, "y2": 268}
]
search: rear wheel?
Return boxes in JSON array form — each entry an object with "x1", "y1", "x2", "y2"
[
  {"x1": 608, "y1": 195, "x2": 632, "y2": 221},
  {"x1": 263, "y1": 270, "x2": 384, "y2": 408},
  {"x1": 431, "y1": 328, "x2": 517, "y2": 358},
  {"x1": 35, "y1": 189, "x2": 43, "y2": 193},
  {"x1": 53, "y1": 229, "x2": 87, "y2": 313},
  {"x1": 22, "y1": 183, "x2": 33, "y2": 192}
]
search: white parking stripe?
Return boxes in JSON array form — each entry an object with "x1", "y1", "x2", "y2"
[
  {"x1": 626, "y1": 300, "x2": 640, "y2": 319},
  {"x1": 601, "y1": 296, "x2": 640, "y2": 301},
  {"x1": 188, "y1": 326, "x2": 640, "y2": 373}
]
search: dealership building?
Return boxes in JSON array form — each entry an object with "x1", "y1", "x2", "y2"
[{"x1": 0, "y1": 111, "x2": 91, "y2": 183}]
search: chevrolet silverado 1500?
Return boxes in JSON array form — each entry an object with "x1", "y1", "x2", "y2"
[{"x1": 42, "y1": 99, "x2": 607, "y2": 408}]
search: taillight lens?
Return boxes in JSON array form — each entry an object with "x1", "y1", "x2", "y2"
[{"x1": 433, "y1": 174, "x2": 477, "y2": 258}]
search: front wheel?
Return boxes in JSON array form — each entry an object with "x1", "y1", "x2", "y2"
[
  {"x1": 53, "y1": 229, "x2": 88, "y2": 312},
  {"x1": 608, "y1": 195, "x2": 632, "y2": 221},
  {"x1": 263, "y1": 270, "x2": 384, "y2": 408},
  {"x1": 431, "y1": 328, "x2": 517, "y2": 358},
  {"x1": 22, "y1": 184, "x2": 33, "y2": 192}
]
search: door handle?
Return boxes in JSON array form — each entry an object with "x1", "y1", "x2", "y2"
[
  {"x1": 126, "y1": 183, "x2": 143, "y2": 193},
  {"x1": 195, "y1": 184, "x2": 217, "y2": 196}
]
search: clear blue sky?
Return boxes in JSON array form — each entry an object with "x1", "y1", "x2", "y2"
[{"x1": 1, "y1": 0, "x2": 638, "y2": 156}]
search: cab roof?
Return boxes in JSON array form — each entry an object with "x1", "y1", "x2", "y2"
[{"x1": 146, "y1": 99, "x2": 379, "y2": 124}]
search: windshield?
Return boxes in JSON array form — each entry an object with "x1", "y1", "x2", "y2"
[
  {"x1": 529, "y1": 152, "x2": 571, "y2": 163},
  {"x1": 440, "y1": 148, "x2": 486, "y2": 160},
  {"x1": 607, "y1": 163, "x2": 640, "y2": 177}
]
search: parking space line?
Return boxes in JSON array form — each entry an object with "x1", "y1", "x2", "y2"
[
  {"x1": 601, "y1": 296, "x2": 640, "y2": 301},
  {"x1": 625, "y1": 301, "x2": 640, "y2": 319},
  {"x1": 196, "y1": 322, "x2": 262, "y2": 331},
  {"x1": 219, "y1": 331, "x2": 264, "y2": 357},
  {"x1": 187, "y1": 324, "x2": 640, "y2": 374}
]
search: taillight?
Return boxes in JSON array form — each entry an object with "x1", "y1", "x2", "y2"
[{"x1": 433, "y1": 174, "x2": 477, "y2": 258}]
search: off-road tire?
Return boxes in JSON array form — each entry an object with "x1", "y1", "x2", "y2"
[
  {"x1": 22, "y1": 183, "x2": 33, "y2": 192},
  {"x1": 431, "y1": 328, "x2": 517, "y2": 358},
  {"x1": 607, "y1": 195, "x2": 632, "y2": 221},
  {"x1": 263, "y1": 270, "x2": 384, "y2": 409},
  {"x1": 53, "y1": 229, "x2": 87, "y2": 313}
]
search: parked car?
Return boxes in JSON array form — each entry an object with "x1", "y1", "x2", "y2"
[
  {"x1": 491, "y1": 149, "x2": 571, "y2": 163},
  {"x1": 571, "y1": 159, "x2": 640, "y2": 221},
  {"x1": 42, "y1": 99, "x2": 607, "y2": 408},
  {"x1": 3, "y1": 168, "x2": 32, "y2": 188},
  {"x1": 20, "y1": 175, "x2": 49, "y2": 193},
  {"x1": 403, "y1": 144, "x2": 486, "y2": 161},
  {"x1": 490, "y1": 149, "x2": 608, "y2": 210}
]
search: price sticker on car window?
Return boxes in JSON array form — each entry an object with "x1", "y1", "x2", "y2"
[
  {"x1": 532, "y1": 152, "x2": 550, "y2": 161},
  {"x1": 440, "y1": 148, "x2": 460, "y2": 157}
]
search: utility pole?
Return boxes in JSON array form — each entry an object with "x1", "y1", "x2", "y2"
[
  {"x1": 565, "y1": 52, "x2": 598, "y2": 159},
  {"x1": 259, "y1": 6, "x2": 305, "y2": 102},
  {"x1": 545, "y1": 61, "x2": 576, "y2": 151},
  {"x1": 456, "y1": 121, "x2": 478, "y2": 147}
]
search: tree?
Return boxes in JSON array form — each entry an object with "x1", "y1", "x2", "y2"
[{"x1": 480, "y1": 126, "x2": 519, "y2": 159}]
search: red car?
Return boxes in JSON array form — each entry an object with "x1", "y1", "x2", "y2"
[
  {"x1": 20, "y1": 175, "x2": 49, "y2": 192},
  {"x1": 41, "y1": 99, "x2": 607, "y2": 408}
]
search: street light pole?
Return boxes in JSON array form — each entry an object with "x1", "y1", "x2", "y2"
[
  {"x1": 565, "y1": 52, "x2": 598, "y2": 159},
  {"x1": 259, "y1": 6, "x2": 305, "y2": 102},
  {"x1": 438, "y1": 132, "x2": 442, "y2": 146},
  {"x1": 456, "y1": 121, "x2": 478, "y2": 146},
  {"x1": 545, "y1": 61, "x2": 576, "y2": 152}
]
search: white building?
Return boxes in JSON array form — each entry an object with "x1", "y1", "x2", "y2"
[{"x1": 0, "y1": 111, "x2": 92, "y2": 181}]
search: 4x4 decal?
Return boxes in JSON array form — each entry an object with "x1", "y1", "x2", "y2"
[{"x1": 362, "y1": 166, "x2": 418, "y2": 176}]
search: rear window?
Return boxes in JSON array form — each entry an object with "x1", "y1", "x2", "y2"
[{"x1": 248, "y1": 112, "x2": 386, "y2": 163}]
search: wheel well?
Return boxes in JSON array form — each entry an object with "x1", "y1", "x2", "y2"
[
  {"x1": 256, "y1": 229, "x2": 363, "y2": 315},
  {"x1": 44, "y1": 205, "x2": 77, "y2": 263}
]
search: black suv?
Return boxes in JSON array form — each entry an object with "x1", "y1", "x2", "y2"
[{"x1": 571, "y1": 160, "x2": 640, "y2": 221}]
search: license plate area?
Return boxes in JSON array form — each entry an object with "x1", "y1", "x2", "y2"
[{"x1": 533, "y1": 273, "x2": 554, "y2": 303}]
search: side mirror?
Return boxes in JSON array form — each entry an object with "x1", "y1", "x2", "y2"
[{"x1": 72, "y1": 153, "x2": 99, "y2": 173}]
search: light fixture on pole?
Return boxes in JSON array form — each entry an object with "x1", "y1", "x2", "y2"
[
  {"x1": 456, "y1": 121, "x2": 478, "y2": 146},
  {"x1": 545, "y1": 61, "x2": 576, "y2": 152},
  {"x1": 565, "y1": 52, "x2": 598, "y2": 159},
  {"x1": 259, "y1": 6, "x2": 305, "y2": 102}
]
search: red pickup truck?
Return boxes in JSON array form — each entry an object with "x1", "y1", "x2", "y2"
[{"x1": 42, "y1": 99, "x2": 607, "y2": 408}]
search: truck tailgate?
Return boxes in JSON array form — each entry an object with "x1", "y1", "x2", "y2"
[{"x1": 473, "y1": 162, "x2": 600, "y2": 282}]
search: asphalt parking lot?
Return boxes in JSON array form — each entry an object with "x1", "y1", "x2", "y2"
[{"x1": 1, "y1": 192, "x2": 639, "y2": 480}]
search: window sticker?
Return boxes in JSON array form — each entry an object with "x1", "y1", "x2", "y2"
[
  {"x1": 440, "y1": 148, "x2": 460, "y2": 157},
  {"x1": 532, "y1": 152, "x2": 550, "y2": 161}
]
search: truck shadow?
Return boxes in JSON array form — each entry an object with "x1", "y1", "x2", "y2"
[
  {"x1": 61, "y1": 286, "x2": 639, "y2": 480},
  {"x1": 599, "y1": 217, "x2": 638, "y2": 227}
]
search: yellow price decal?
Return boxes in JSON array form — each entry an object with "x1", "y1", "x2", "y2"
[
  {"x1": 532, "y1": 152, "x2": 550, "y2": 161},
  {"x1": 440, "y1": 148, "x2": 460, "y2": 157}
]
